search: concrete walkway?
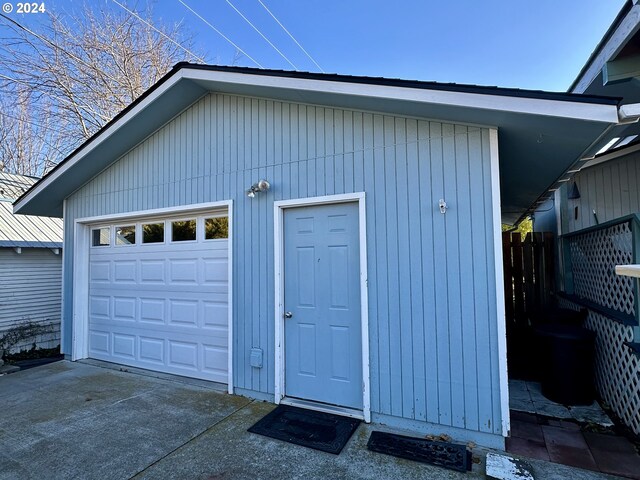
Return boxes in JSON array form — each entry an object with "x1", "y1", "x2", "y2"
[{"x1": 0, "y1": 361, "x2": 622, "y2": 479}]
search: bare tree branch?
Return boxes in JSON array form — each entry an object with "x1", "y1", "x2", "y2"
[{"x1": 0, "y1": 3, "x2": 204, "y2": 176}]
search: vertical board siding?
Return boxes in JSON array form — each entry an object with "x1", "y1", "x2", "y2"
[
  {"x1": 565, "y1": 151, "x2": 640, "y2": 233},
  {"x1": 62, "y1": 93, "x2": 501, "y2": 435},
  {"x1": 0, "y1": 249, "x2": 62, "y2": 351}
]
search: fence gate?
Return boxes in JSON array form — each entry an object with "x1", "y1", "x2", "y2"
[
  {"x1": 502, "y1": 231, "x2": 555, "y2": 379},
  {"x1": 502, "y1": 231, "x2": 555, "y2": 325}
]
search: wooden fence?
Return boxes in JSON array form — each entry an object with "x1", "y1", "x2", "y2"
[{"x1": 502, "y1": 232, "x2": 555, "y2": 327}]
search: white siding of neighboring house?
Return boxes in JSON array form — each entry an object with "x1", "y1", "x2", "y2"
[{"x1": 0, "y1": 248, "x2": 62, "y2": 353}]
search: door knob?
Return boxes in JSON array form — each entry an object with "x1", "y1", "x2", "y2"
[{"x1": 284, "y1": 311, "x2": 293, "y2": 319}]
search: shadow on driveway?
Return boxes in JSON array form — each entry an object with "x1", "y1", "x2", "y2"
[{"x1": 0, "y1": 361, "x2": 618, "y2": 480}]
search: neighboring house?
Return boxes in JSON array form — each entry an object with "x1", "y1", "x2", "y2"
[
  {"x1": 532, "y1": 1, "x2": 640, "y2": 437},
  {"x1": 14, "y1": 64, "x2": 622, "y2": 449},
  {"x1": 0, "y1": 172, "x2": 63, "y2": 353}
]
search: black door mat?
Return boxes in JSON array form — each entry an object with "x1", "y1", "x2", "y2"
[
  {"x1": 367, "y1": 431, "x2": 472, "y2": 473},
  {"x1": 247, "y1": 404, "x2": 361, "y2": 454}
]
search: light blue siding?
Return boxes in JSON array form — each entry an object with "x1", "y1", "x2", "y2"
[
  {"x1": 563, "y1": 151, "x2": 640, "y2": 234},
  {"x1": 62, "y1": 93, "x2": 502, "y2": 438}
]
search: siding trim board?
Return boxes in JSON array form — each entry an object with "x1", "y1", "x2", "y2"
[
  {"x1": 489, "y1": 128, "x2": 510, "y2": 437},
  {"x1": 273, "y1": 192, "x2": 370, "y2": 422}
]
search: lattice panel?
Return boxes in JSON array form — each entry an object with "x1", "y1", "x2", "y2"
[
  {"x1": 568, "y1": 222, "x2": 635, "y2": 315},
  {"x1": 559, "y1": 298, "x2": 640, "y2": 435}
]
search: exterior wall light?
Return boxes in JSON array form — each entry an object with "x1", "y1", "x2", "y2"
[{"x1": 246, "y1": 179, "x2": 270, "y2": 198}]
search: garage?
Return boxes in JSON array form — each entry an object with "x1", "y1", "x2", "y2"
[{"x1": 86, "y1": 210, "x2": 230, "y2": 384}]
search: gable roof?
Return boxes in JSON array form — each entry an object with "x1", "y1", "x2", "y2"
[
  {"x1": 0, "y1": 172, "x2": 62, "y2": 249},
  {"x1": 13, "y1": 63, "x2": 622, "y2": 223}
]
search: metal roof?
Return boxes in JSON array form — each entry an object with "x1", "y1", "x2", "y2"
[
  {"x1": 0, "y1": 171, "x2": 37, "y2": 200},
  {"x1": 0, "y1": 173, "x2": 62, "y2": 249}
]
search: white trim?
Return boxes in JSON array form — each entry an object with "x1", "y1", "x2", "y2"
[
  {"x1": 280, "y1": 397, "x2": 364, "y2": 421},
  {"x1": 227, "y1": 202, "x2": 234, "y2": 394},
  {"x1": 75, "y1": 200, "x2": 229, "y2": 224},
  {"x1": 489, "y1": 128, "x2": 510, "y2": 437},
  {"x1": 581, "y1": 142, "x2": 640, "y2": 171},
  {"x1": 71, "y1": 200, "x2": 234, "y2": 392},
  {"x1": 60, "y1": 198, "x2": 67, "y2": 355},
  {"x1": 15, "y1": 68, "x2": 621, "y2": 215},
  {"x1": 273, "y1": 192, "x2": 370, "y2": 423},
  {"x1": 572, "y1": 5, "x2": 640, "y2": 93},
  {"x1": 184, "y1": 69, "x2": 620, "y2": 123},
  {"x1": 618, "y1": 103, "x2": 640, "y2": 122},
  {"x1": 554, "y1": 190, "x2": 562, "y2": 237},
  {"x1": 72, "y1": 220, "x2": 90, "y2": 361}
]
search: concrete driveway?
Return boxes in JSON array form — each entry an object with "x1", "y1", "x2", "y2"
[{"x1": 0, "y1": 361, "x2": 619, "y2": 480}]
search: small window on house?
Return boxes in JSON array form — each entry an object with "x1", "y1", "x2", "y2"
[
  {"x1": 115, "y1": 225, "x2": 136, "y2": 245},
  {"x1": 92, "y1": 227, "x2": 110, "y2": 247},
  {"x1": 172, "y1": 219, "x2": 196, "y2": 242},
  {"x1": 205, "y1": 217, "x2": 229, "y2": 240},
  {"x1": 142, "y1": 223, "x2": 164, "y2": 243}
]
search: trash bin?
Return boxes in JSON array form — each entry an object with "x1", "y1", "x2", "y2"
[{"x1": 535, "y1": 324, "x2": 596, "y2": 405}]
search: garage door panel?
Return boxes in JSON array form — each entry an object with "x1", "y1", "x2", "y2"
[
  {"x1": 90, "y1": 262, "x2": 110, "y2": 282},
  {"x1": 168, "y1": 340, "x2": 199, "y2": 369},
  {"x1": 89, "y1": 330, "x2": 110, "y2": 353},
  {"x1": 88, "y1": 214, "x2": 228, "y2": 384},
  {"x1": 140, "y1": 261, "x2": 165, "y2": 283},
  {"x1": 139, "y1": 337, "x2": 164, "y2": 364},
  {"x1": 113, "y1": 333, "x2": 136, "y2": 358},
  {"x1": 114, "y1": 261, "x2": 137, "y2": 283},
  {"x1": 140, "y1": 298, "x2": 165, "y2": 323},
  {"x1": 89, "y1": 296, "x2": 110, "y2": 318},
  {"x1": 113, "y1": 297, "x2": 136, "y2": 321},
  {"x1": 168, "y1": 299, "x2": 198, "y2": 326},
  {"x1": 169, "y1": 259, "x2": 199, "y2": 284}
]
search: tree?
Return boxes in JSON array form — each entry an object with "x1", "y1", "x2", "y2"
[{"x1": 0, "y1": 4, "x2": 204, "y2": 176}]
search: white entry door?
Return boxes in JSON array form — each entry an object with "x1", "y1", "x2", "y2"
[{"x1": 87, "y1": 212, "x2": 229, "y2": 383}]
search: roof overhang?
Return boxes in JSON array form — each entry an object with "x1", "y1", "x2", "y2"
[{"x1": 14, "y1": 64, "x2": 621, "y2": 224}]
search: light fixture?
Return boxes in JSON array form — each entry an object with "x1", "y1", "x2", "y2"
[
  {"x1": 246, "y1": 179, "x2": 270, "y2": 198},
  {"x1": 568, "y1": 182, "x2": 581, "y2": 200}
]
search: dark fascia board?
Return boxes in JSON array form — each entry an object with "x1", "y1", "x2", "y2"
[{"x1": 568, "y1": 0, "x2": 634, "y2": 92}]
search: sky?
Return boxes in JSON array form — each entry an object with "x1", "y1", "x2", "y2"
[{"x1": 2, "y1": 0, "x2": 629, "y2": 91}]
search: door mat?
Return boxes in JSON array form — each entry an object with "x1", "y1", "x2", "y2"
[
  {"x1": 247, "y1": 404, "x2": 361, "y2": 454},
  {"x1": 367, "y1": 431, "x2": 472, "y2": 472}
]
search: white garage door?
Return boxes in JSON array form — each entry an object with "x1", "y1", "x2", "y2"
[{"x1": 87, "y1": 212, "x2": 229, "y2": 383}]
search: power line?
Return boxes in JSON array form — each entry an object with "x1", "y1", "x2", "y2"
[
  {"x1": 177, "y1": 0, "x2": 264, "y2": 68},
  {"x1": 0, "y1": 12, "x2": 122, "y2": 86},
  {"x1": 257, "y1": 0, "x2": 324, "y2": 72},
  {"x1": 224, "y1": 0, "x2": 297, "y2": 70},
  {"x1": 110, "y1": 0, "x2": 207, "y2": 64}
]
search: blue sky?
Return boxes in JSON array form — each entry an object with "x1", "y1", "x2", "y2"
[{"x1": 9, "y1": 0, "x2": 628, "y2": 91}]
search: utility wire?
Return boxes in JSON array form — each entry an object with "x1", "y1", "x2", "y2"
[
  {"x1": 0, "y1": 12, "x2": 122, "y2": 85},
  {"x1": 110, "y1": 0, "x2": 207, "y2": 64},
  {"x1": 177, "y1": 0, "x2": 264, "y2": 68},
  {"x1": 224, "y1": 0, "x2": 297, "y2": 70},
  {"x1": 258, "y1": 0, "x2": 324, "y2": 72}
]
